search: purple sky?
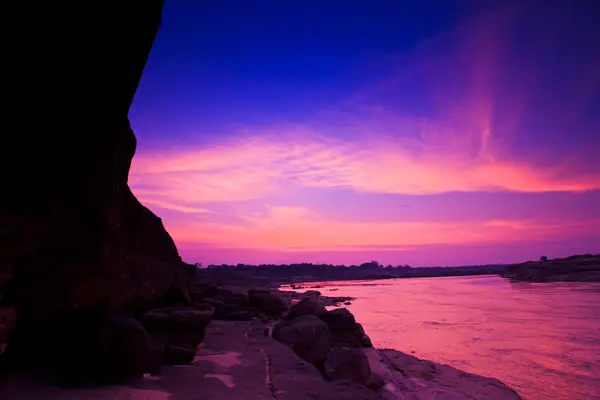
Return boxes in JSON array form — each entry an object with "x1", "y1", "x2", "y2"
[{"x1": 129, "y1": 1, "x2": 600, "y2": 266}]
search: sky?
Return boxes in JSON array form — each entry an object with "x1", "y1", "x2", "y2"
[{"x1": 129, "y1": 0, "x2": 600, "y2": 267}]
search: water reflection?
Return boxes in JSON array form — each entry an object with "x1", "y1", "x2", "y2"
[{"x1": 293, "y1": 276, "x2": 600, "y2": 400}]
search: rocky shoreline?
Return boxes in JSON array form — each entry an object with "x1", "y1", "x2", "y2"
[
  {"x1": 2, "y1": 281, "x2": 521, "y2": 399},
  {"x1": 504, "y1": 254, "x2": 600, "y2": 282}
]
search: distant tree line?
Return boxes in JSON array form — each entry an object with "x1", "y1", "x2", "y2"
[{"x1": 194, "y1": 260, "x2": 509, "y2": 284}]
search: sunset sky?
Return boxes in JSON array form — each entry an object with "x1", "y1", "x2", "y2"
[{"x1": 129, "y1": 0, "x2": 600, "y2": 267}]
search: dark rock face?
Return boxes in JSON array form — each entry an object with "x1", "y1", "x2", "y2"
[{"x1": 1, "y1": 0, "x2": 198, "y2": 375}]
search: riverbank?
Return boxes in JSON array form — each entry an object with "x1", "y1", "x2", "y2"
[{"x1": 1, "y1": 283, "x2": 521, "y2": 399}]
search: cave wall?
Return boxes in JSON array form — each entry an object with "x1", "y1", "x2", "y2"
[{"x1": 0, "y1": 0, "x2": 194, "y2": 351}]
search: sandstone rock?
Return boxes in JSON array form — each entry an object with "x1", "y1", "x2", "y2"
[
  {"x1": 249, "y1": 288, "x2": 289, "y2": 316},
  {"x1": 318, "y1": 308, "x2": 356, "y2": 331},
  {"x1": 272, "y1": 315, "x2": 332, "y2": 366},
  {"x1": 286, "y1": 296, "x2": 326, "y2": 320},
  {"x1": 323, "y1": 347, "x2": 371, "y2": 385}
]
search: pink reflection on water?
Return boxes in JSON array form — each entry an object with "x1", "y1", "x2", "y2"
[{"x1": 296, "y1": 276, "x2": 600, "y2": 400}]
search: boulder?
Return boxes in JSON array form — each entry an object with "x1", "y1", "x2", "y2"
[
  {"x1": 248, "y1": 288, "x2": 289, "y2": 316},
  {"x1": 272, "y1": 315, "x2": 332, "y2": 366},
  {"x1": 286, "y1": 296, "x2": 326, "y2": 320},
  {"x1": 318, "y1": 308, "x2": 372, "y2": 348},
  {"x1": 324, "y1": 347, "x2": 372, "y2": 385},
  {"x1": 318, "y1": 308, "x2": 356, "y2": 331}
]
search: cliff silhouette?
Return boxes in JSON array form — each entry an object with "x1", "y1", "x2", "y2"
[{"x1": 1, "y1": 0, "x2": 196, "y2": 377}]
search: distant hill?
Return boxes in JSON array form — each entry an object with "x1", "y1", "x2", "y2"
[{"x1": 503, "y1": 254, "x2": 600, "y2": 282}]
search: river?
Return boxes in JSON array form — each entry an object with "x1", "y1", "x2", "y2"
[{"x1": 289, "y1": 275, "x2": 600, "y2": 400}]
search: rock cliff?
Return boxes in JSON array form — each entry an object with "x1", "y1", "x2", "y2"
[{"x1": 1, "y1": 0, "x2": 195, "y2": 369}]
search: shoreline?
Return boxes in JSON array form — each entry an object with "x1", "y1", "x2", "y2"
[
  {"x1": 0, "y1": 281, "x2": 523, "y2": 399},
  {"x1": 272, "y1": 285, "x2": 522, "y2": 399}
]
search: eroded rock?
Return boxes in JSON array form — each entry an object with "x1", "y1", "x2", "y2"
[{"x1": 273, "y1": 315, "x2": 332, "y2": 366}]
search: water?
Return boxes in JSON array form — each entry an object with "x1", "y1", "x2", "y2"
[{"x1": 290, "y1": 275, "x2": 600, "y2": 400}]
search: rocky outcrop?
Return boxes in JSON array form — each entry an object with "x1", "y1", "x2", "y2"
[
  {"x1": 504, "y1": 254, "x2": 600, "y2": 282},
  {"x1": 0, "y1": 0, "x2": 200, "y2": 377},
  {"x1": 367, "y1": 348, "x2": 522, "y2": 399}
]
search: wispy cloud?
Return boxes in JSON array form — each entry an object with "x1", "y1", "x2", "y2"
[{"x1": 130, "y1": 126, "x2": 600, "y2": 206}]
